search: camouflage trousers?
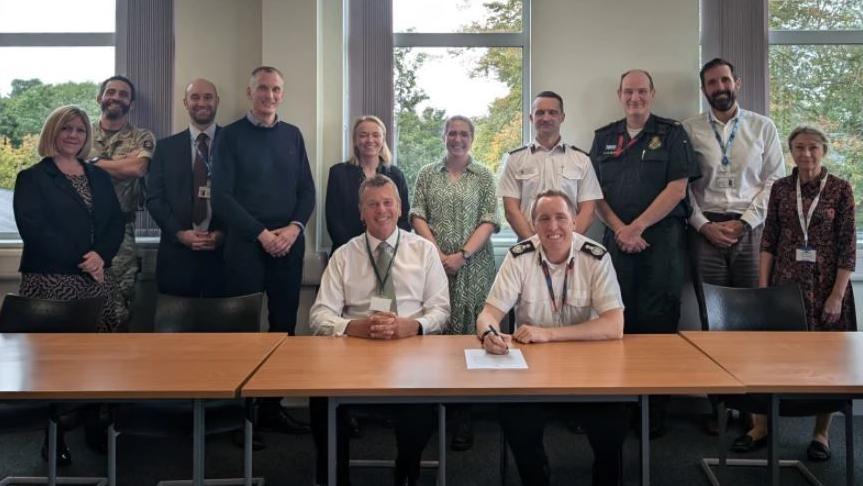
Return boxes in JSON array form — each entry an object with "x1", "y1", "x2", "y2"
[{"x1": 108, "y1": 223, "x2": 139, "y2": 325}]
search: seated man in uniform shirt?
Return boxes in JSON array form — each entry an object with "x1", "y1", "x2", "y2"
[
  {"x1": 308, "y1": 174, "x2": 450, "y2": 486},
  {"x1": 477, "y1": 189, "x2": 627, "y2": 486}
]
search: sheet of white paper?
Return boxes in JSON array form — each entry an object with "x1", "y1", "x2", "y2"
[{"x1": 464, "y1": 349, "x2": 528, "y2": 369}]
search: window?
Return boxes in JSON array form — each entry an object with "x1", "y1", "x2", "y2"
[
  {"x1": 0, "y1": 0, "x2": 116, "y2": 237},
  {"x1": 392, "y1": 0, "x2": 530, "y2": 200},
  {"x1": 768, "y1": 0, "x2": 863, "y2": 272}
]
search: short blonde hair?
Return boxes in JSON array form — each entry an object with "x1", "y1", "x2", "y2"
[
  {"x1": 788, "y1": 125, "x2": 830, "y2": 155},
  {"x1": 38, "y1": 106, "x2": 93, "y2": 159},
  {"x1": 349, "y1": 115, "x2": 393, "y2": 166}
]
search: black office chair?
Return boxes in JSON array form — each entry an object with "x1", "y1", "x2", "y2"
[
  {"x1": 698, "y1": 283, "x2": 854, "y2": 486},
  {"x1": 108, "y1": 293, "x2": 265, "y2": 486},
  {"x1": 0, "y1": 293, "x2": 106, "y2": 486}
]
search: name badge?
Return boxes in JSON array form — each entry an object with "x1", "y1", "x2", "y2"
[
  {"x1": 369, "y1": 296, "x2": 393, "y2": 313},
  {"x1": 796, "y1": 247, "x2": 817, "y2": 263},
  {"x1": 197, "y1": 185, "x2": 211, "y2": 199},
  {"x1": 714, "y1": 176, "x2": 734, "y2": 189}
]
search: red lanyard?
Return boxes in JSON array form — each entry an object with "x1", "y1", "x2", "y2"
[
  {"x1": 540, "y1": 256, "x2": 574, "y2": 313},
  {"x1": 612, "y1": 133, "x2": 640, "y2": 158}
]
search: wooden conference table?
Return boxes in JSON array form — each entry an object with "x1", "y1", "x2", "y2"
[
  {"x1": 681, "y1": 331, "x2": 863, "y2": 486},
  {"x1": 0, "y1": 332, "x2": 286, "y2": 486},
  {"x1": 242, "y1": 334, "x2": 744, "y2": 486}
]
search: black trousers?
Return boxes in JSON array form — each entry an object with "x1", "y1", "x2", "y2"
[
  {"x1": 310, "y1": 397, "x2": 436, "y2": 485},
  {"x1": 224, "y1": 233, "x2": 304, "y2": 334},
  {"x1": 501, "y1": 403, "x2": 627, "y2": 486},
  {"x1": 156, "y1": 247, "x2": 226, "y2": 298}
]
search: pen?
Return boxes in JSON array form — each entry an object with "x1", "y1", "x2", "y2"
[{"x1": 488, "y1": 324, "x2": 509, "y2": 354}]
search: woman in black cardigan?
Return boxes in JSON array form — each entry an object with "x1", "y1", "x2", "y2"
[
  {"x1": 325, "y1": 115, "x2": 411, "y2": 253},
  {"x1": 14, "y1": 105, "x2": 124, "y2": 331}
]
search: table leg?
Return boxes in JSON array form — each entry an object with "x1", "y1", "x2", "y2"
[
  {"x1": 48, "y1": 415, "x2": 57, "y2": 486},
  {"x1": 845, "y1": 402, "x2": 854, "y2": 486},
  {"x1": 640, "y1": 395, "x2": 650, "y2": 486},
  {"x1": 193, "y1": 399, "x2": 205, "y2": 486},
  {"x1": 244, "y1": 400, "x2": 253, "y2": 486},
  {"x1": 328, "y1": 398, "x2": 337, "y2": 486},
  {"x1": 767, "y1": 395, "x2": 779, "y2": 486},
  {"x1": 438, "y1": 404, "x2": 446, "y2": 486}
]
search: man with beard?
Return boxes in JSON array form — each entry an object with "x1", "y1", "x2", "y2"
[
  {"x1": 147, "y1": 78, "x2": 226, "y2": 297},
  {"x1": 683, "y1": 58, "x2": 784, "y2": 289},
  {"x1": 88, "y1": 75, "x2": 156, "y2": 325},
  {"x1": 590, "y1": 70, "x2": 700, "y2": 437},
  {"x1": 498, "y1": 91, "x2": 603, "y2": 240}
]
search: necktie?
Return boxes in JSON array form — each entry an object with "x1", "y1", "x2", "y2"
[
  {"x1": 193, "y1": 133, "x2": 210, "y2": 225},
  {"x1": 375, "y1": 241, "x2": 397, "y2": 311}
]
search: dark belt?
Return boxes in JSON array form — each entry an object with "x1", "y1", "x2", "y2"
[
  {"x1": 123, "y1": 211, "x2": 137, "y2": 223},
  {"x1": 703, "y1": 212, "x2": 742, "y2": 223}
]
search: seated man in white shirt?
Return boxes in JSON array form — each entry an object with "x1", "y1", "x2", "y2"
[
  {"x1": 309, "y1": 174, "x2": 450, "y2": 486},
  {"x1": 477, "y1": 189, "x2": 627, "y2": 486}
]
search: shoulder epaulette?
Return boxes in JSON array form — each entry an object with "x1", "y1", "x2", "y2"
[
  {"x1": 568, "y1": 145, "x2": 589, "y2": 156},
  {"x1": 594, "y1": 120, "x2": 620, "y2": 133},
  {"x1": 509, "y1": 240, "x2": 536, "y2": 257},
  {"x1": 653, "y1": 115, "x2": 681, "y2": 126},
  {"x1": 580, "y1": 241, "x2": 607, "y2": 259},
  {"x1": 508, "y1": 145, "x2": 529, "y2": 155}
]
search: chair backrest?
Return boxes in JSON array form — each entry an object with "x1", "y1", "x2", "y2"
[
  {"x1": 702, "y1": 282, "x2": 809, "y2": 332},
  {"x1": 0, "y1": 294, "x2": 104, "y2": 333},
  {"x1": 152, "y1": 293, "x2": 264, "y2": 333}
]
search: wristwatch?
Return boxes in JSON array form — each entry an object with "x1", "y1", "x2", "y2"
[
  {"x1": 740, "y1": 220, "x2": 752, "y2": 232},
  {"x1": 87, "y1": 157, "x2": 101, "y2": 165},
  {"x1": 479, "y1": 328, "x2": 495, "y2": 343},
  {"x1": 459, "y1": 248, "x2": 473, "y2": 261}
]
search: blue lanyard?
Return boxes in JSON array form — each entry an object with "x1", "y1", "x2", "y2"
[{"x1": 710, "y1": 112, "x2": 742, "y2": 167}]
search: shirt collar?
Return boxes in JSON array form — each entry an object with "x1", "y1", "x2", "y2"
[
  {"x1": 246, "y1": 111, "x2": 279, "y2": 127},
  {"x1": 536, "y1": 234, "x2": 576, "y2": 266},
  {"x1": 189, "y1": 124, "x2": 216, "y2": 143},
  {"x1": 435, "y1": 156, "x2": 477, "y2": 173},
  {"x1": 530, "y1": 138, "x2": 567, "y2": 154},
  {"x1": 707, "y1": 105, "x2": 741, "y2": 126},
  {"x1": 366, "y1": 228, "x2": 400, "y2": 249}
]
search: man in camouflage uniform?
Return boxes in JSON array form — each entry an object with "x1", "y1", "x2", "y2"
[{"x1": 88, "y1": 75, "x2": 155, "y2": 326}]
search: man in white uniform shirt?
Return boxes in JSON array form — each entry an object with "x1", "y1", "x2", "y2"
[
  {"x1": 309, "y1": 174, "x2": 450, "y2": 486},
  {"x1": 498, "y1": 91, "x2": 603, "y2": 239},
  {"x1": 476, "y1": 190, "x2": 627, "y2": 486},
  {"x1": 683, "y1": 58, "x2": 785, "y2": 287}
]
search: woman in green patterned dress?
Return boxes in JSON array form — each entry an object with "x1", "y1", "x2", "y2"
[{"x1": 411, "y1": 115, "x2": 499, "y2": 450}]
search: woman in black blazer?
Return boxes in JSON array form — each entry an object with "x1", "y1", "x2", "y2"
[
  {"x1": 325, "y1": 115, "x2": 411, "y2": 252},
  {"x1": 13, "y1": 105, "x2": 124, "y2": 327}
]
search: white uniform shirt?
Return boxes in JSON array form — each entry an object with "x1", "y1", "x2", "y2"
[
  {"x1": 485, "y1": 233, "x2": 623, "y2": 327},
  {"x1": 188, "y1": 123, "x2": 217, "y2": 231},
  {"x1": 682, "y1": 108, "x2": 785, "y2": 230},
  {"x1": 497, "y1": 140, "x2": 603, "y2": 229},
  {"x1": 309, "y1": 229, "x2": 450, "y2": 336}
]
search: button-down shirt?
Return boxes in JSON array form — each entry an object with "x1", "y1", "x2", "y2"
[
  {"x1": 309, "y1": 228, "x2": 450, "y2": 336},
  {"x1": 486, "y1": 233, "x2": 623, "y2": 327},
  {"x1": 682, "y1": 108, "x2": 785, "y2": 230},
  {"x1": 497, "y1": 139, "x2": 603, "y2": 231},
  {"x1": 189, "y1": 124, "x2": 217, "y2": 231}
]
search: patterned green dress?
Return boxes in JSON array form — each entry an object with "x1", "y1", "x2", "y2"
[{"x1": 411, "y1": 159, "x2": 499, "y2": 334}]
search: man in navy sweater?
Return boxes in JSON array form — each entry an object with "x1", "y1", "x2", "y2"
[{"x1": 213, "y1": 66, "x2": 315, "y2": 432}]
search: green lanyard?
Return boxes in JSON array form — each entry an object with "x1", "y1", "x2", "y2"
[{"x1": 364, "y1": 231, "x2": 401, "y2": 294}]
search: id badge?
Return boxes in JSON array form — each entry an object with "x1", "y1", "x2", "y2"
[
  {"x1": 795, "y1": 247, "x2": 817, "y2": 263},
  {"x1": 197, "y1": 185, "x2": 211, "y2": 199},
  {"x1": 369, "y1": 296, "x2": 393, "y2": 313},
  {"x1": 714, "y1": 176, "x2": 734, "y2": 189}
]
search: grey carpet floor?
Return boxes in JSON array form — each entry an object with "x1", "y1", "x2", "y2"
[{"x1": 1, "y1": 401, "x2": 860, "y2": 485}]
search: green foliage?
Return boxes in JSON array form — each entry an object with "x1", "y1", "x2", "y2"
[
  {"x1": 769, "y1": 1, "x2": 863, "y2": 225},
  {"x1": 0, "y1": 134, "x2": 38, "y2": 190}
]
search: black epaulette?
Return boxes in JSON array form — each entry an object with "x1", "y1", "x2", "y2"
[
  {"x1": 594, "y1": 120, "x2": 620, "y2": 133},
  {"x1": 568, "y1": 145, "x2": 589, "y2": 156},
  {"x1": 508, "y1": 145, "x2": 529, "y2": 155},
  {"x1": 509, "y1": 239, "x2": 536, "y2": 257},
  {"x1": 580, "y1": 241, "x2": 607, "y2": 259},
  {"x1": 652, "y1": 115, "x2": 681, "y2": 135}
]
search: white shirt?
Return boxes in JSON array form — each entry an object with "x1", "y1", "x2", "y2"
[
  {"x1": 309, "y1": 229, "x2": 451, "y2": 336},
  {"x1": 485, "y1": 233, "x2": 623, "y2": 327},
  {"x1": 497, "y1": 139, "x2": 603, "y2": 229},
  {"x1": 682, "y1": 107, "x2": 785, "y2": 230},
  {"x1": 188, "y1": 124, "x2": 217, "y2": 231}
]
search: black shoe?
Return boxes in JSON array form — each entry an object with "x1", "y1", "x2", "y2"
[
  {"x1": 41, "y1": 431, "x2": 71, "y2": 467},
  {"x1": 258, "y1": 406, "x2": 311, "y2": 434},
  {"x1": 806, "y1": 440, "x2": 831, "y2": 462},
  {"x1": 730, "y1": 433, "x2": 768, "y2": 453},
  {"x1": 450, "y1": 415, "x2": 474, "y2": 451},
  {"x1": 231, "y1": 429, "x2": 266, "y2": 451}
]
